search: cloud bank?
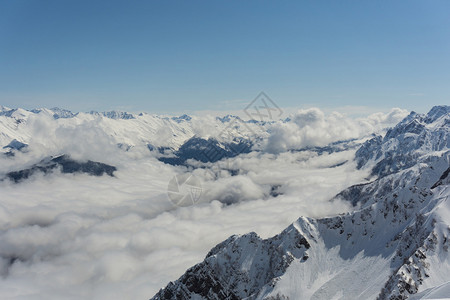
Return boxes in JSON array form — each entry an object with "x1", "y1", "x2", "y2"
[
  {"x1": 0, "y1": 148, "x2": 371, "y2": 299},
  {"x1": 0, "y1": 106, "x2": 407, "y2": 299}
]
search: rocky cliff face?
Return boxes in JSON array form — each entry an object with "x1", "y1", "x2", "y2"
[{"x1": 151, "y1": 106, "x2": 450, "y2": 300}]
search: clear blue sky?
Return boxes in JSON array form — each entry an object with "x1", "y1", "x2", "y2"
[{"x1": 0, "y1": 0, "x2": 449, "y2": 114}]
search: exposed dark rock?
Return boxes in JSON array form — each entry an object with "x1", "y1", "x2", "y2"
[
  {"x1": 3, "y1": 139, "x2": 28, "y2": 151},
  {"x1": 431, "y1": 166, "x2": 450, "y2": 189},
  {"x1": 158, "y1": 136, "x2": 252, "y2": 166},
  {"x1": 4, "y1": 155, "x2": 116, "y2": 183}
]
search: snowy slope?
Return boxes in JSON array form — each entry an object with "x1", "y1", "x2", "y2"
[
  {"x1": 410, "y1": 281, "x2": 450, "y2": 299},
  {"x1": 151, "y1": 106, "x2": 450, "y2": 300}
]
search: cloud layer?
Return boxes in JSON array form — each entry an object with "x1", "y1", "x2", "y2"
[
  {"x1": 0, "y1": 148, "x2": 372, "y2": 299},
  {"x1": 0, "y1": 106, "x2": 407, "y2": 299}
]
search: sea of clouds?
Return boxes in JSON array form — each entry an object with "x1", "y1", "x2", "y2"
[{"x1": 0, "y1": 107, "x2": 408, "y2": 299}]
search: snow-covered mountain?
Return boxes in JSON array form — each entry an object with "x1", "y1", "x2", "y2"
[
  {"x1": 355, "y1": 106, "x2": 450, "y2": 177},
  {"x1": 151, "y1": 106, "x2": 450, "y2": 300}
]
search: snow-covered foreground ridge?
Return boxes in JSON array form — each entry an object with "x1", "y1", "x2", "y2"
[{"x1": 151, "y1": 106, "x2": 450, "y2": 300}]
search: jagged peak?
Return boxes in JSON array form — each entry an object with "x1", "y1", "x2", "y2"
[{"x1": 384, "y1": 105, "x2": 449, "y2": 138}]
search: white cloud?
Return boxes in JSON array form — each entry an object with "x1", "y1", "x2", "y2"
[{"x1": 265, "y1": 107, "x2": 408, "y2": 153}]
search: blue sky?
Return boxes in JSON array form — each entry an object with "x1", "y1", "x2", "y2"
[{"x1": 0, "y1": 0, "x2": 449, "y2": 114}]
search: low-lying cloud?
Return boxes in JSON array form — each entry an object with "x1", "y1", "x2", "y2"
[
  {"x1": 0, "y1": 106, "x2": 405, "y2": 299},
  {"x1": 0, "y1": 148, "x2": 371, "y2": 299}
]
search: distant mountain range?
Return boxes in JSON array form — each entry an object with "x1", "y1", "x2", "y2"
[
  {"x1": 0, "y1": 105, "x2": 373, "y2": 181},
  {"x1": 0, "y1": 106, "x2": 267, "y2": 155},
  {"x1": 1, "y1": 105, "x2": 404, "y2": 172}
]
